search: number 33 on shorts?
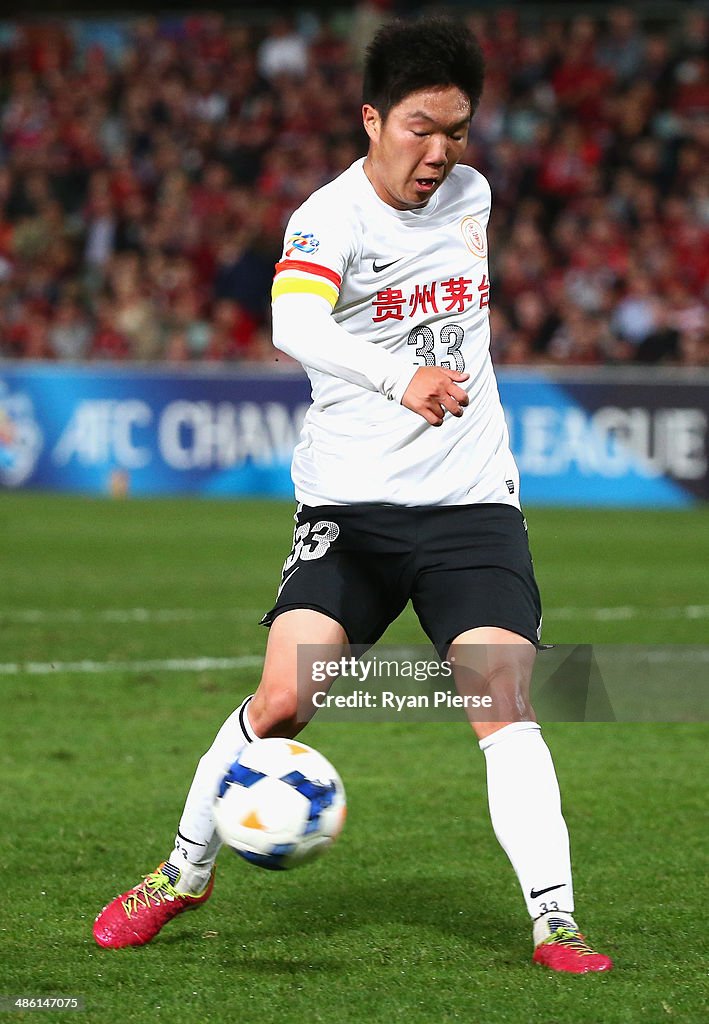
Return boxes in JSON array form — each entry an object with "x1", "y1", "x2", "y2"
[{"x1": 277, "y1": 519, "x2": 340, "y2": 596}]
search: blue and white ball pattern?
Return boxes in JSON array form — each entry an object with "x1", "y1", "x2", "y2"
[{"x1": 214, "y1": 737, "x2": 346, "y2": 870}]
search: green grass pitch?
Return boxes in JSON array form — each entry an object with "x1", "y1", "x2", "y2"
[{"x1": 1, "y1": 494, "x2": 707, "y2": 1023}]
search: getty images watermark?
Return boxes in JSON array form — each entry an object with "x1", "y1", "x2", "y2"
[
  {"x1": 309, "y1": 654, "x2": 493, "y2": 713},
  {"x1": 295, "y1": 644, "x2": 709, "y2": 723}
]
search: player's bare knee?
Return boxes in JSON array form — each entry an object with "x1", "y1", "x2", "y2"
[
  {"x1": 485, "y1": 661, "x2": 535, "y2": 721},
  {"x1": 450, "y1": 643, "x2": 535, "y2": 723},
  {"x1": 249, "y1": 685, "x2": 302, "y2": 738}
]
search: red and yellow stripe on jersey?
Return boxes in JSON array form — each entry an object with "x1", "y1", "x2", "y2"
[{"x1": 272, "y1": 260, "x2": 342, "y2": 309}]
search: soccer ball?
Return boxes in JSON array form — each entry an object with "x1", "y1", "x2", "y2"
[{"x1": 214, "y1": 737, "x2": 346, "y2": 870}]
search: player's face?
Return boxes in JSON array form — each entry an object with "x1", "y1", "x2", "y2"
[{"x1": 362, "y1": 86, "x2": 471, "y2": 210}]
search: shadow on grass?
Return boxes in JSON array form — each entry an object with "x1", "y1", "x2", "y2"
[{"x1": 192, "y1": 873, "x2": 524, "y2": 960}]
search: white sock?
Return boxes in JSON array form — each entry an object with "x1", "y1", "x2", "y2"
[
  {"x1": 533, "y1": 910, "x2": 579, "y2": 947},
  {"x1": 479, "y1": 722, "x2": 574, "y2": 921},
  {"x1": 168, "y1": 695, "x2": 257, "y2": 893}
]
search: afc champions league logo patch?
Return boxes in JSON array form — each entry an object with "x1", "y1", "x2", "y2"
[
  {"x1": 0, "y1": 381, "x2": 43, "y2": 487},
  {"x1": 460, "y1": 216, "x2": 487, "y2": 259},
  {"x1": 285, "y1": 231, "x2": 320, "y2": 257}
]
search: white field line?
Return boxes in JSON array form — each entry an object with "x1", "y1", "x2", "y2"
[
  {"x1": 0, "y1": 655, "x2": 263, "y2": 676},
  {"x1": 546, "y1": 604, "x2": 709, "y2": 622},
  {"x1": 1, "y1": 604, "x2": 707, "y2": 677},
  {"x1": 1, "y1": 604, "x2": 709, "y2": 625},
  {"x1": 0, "y1": 607, "x2": 263, "y2": 624},
  {"x1": 2, "y1": 646, "x2": 709, "y2": 679}
]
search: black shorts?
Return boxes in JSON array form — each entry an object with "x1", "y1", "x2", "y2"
[{"x1": 261, "y1": 502, "x2": 542, "y2": 658}]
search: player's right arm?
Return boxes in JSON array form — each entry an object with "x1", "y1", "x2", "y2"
[
  {"x1": 273, "y1": 293, "x2": 468, "y2": 424},
  {"x1": 271, "y1": 207, "x2": 468, "y2": 425}
]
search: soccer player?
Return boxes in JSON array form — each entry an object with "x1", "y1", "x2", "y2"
[{"x1": 94, "y1": 16, "x2": 612, "y2": 974}]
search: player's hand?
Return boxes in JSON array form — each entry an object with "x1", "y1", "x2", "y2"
[{"x1": 401, "y1": 366, "x2": 470, "y2": 426}]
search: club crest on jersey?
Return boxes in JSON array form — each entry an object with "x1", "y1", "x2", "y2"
[
  {"x1": 285, "y1": 231, "x2": 320, "y2": 257},
  {"x1": 461, "y1": 216, "x2": 487, "y2": 258}
]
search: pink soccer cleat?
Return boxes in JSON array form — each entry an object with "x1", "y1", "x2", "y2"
[
  {"x1": 93, "y1": 862, "x2": 214, "y2": 949},
  {"x1": 533, "y1": 924, "x2": 613, "y2": 973}
]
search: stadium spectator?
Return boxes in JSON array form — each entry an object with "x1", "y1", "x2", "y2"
[
  {"x1": 611, "y1": 271, "x2": 661, "y2": 351},
  {"x1": 48, "y1": 294, "x2": 92, "y2": 360},
  {"x1": 203, "y1": 298, "x2": 258, "y2": 361},
  {"x1": 257, "y1": 16, "x2": 309, "y2": 81},
  {"x1": 598, "y1": 6, "x2": 645, "y2": 85},
  {"x1": 163, "y1": 287, "x2": 211, "y2": 362},
  {"x1": 89, "y1": 295, "x2": 132, "y2": 360},
  {"x1": 108, "y1": 251, "x2": 162, "y2": 360}
]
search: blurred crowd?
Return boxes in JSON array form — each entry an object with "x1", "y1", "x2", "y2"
[{"x1": 0, "y1": 5, "x2": 707, "y2": 367}]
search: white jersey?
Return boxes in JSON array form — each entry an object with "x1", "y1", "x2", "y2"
[{"x1": 271, "y1": 158, "x2": 520, "y2": 508}]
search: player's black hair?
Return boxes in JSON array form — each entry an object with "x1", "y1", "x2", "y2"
[{"x1": 362, "y1": 16, "x2": 485, "y2": 121}]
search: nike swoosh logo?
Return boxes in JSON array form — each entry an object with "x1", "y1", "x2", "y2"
[
  {"x1": 372, "y1": 259, "x2": 401, "y2": 273},
  {"x1": 529, "y1": 883, "x2": 565, "y2": 899},
  {"x1": 277, "y1": 564, "x2": 300, "y2": 599}
]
